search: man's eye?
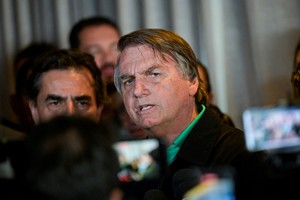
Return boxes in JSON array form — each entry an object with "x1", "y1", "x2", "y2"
[
  {"x1": 76, "y1": 101, "x2": 91, "y2": 109},
  {"x1": 112, "y1": 44, "x2": 118, "y2": 52},
  {"x1": 150, "y1": 72, "x2": 160, "y2": 77},
  {"x1": 47, "y1": 100, "x2": 63, "y2": 110},
  {"x1": 145, "y1": 70, "x2": 160, "y2": 77},
  {"x1": 77, "y1": 101, "x2": 89, "y2": 105},
  {"x1": 123, "y1": 78, "x2": 134, "y2": 85},
  {"x1": 49, "y1": 100, "x2": 60, "y2": 106},
  {"x1": 86, "y1": 47, "x2": 103, "y2": 55}
]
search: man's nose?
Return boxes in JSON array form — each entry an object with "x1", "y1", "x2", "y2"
[
  {"x1": 65, "y1": 102, "x2": 76, "y2": 115},
  {"x1": 94, "y1": 50, "x2": 115, "y2": 70},
  {"x1": 103, "y1": 50, "x2": 116, "y2": 64},
  {"x1": 134, "y1": 78, "x2": 150, "y2": 98}
]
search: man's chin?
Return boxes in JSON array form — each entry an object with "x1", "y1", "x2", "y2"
[{"x1": 138, "y1": 120, "x2": 158, "y2": 130}]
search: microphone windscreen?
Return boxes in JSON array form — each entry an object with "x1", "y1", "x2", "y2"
[
  {"x1": 143, "y1": 189, "x2": 167, "y2": 200},
  {"x1": 172, "y1": 167, "x2": 202, "y2": 200}
]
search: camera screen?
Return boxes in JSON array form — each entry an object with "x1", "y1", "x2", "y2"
[
  {"x1": 243, "y1": 106, "x2": 300, "y2": 151},
  {"x1": 113, "y1": 138, "x2": 165, "y2": 183},
  {"x1": 183, "y1": 168, "x2": 235, "y2": 200}
]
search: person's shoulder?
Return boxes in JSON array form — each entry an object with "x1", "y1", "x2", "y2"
[
  {"x1": 207, "y1": 104, "x2": 235, "y2": 127},
  {"x1": 219, "y1": 122, "x2": 244, "y2": 141},
  {"x1": 216, "y1": 120, "x2": 247, "y2": 156}
]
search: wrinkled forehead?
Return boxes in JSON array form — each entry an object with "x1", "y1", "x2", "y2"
[
  {"x1": 118, "y1": 45, "x2": 176, "y2": 70},
  {"x1": 41, "y1": 68, "x2": 95, "y2": 84}
]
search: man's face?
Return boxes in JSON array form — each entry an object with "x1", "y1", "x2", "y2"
[
  {"x1": 117, "y1": 45, "x2": 198, "y2": 137},
  {"x1": 78, "y1": 24, "x2": 120, "y2": 84},
  {"x1": 29, "y1": 69, "x2": 103, "y2": 124}
]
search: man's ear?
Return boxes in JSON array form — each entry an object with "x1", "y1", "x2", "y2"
[
  {"x1": 28, "y1": 101, "x2": 39, "y2": 124},
  {"x1": 189, "y1": 76, "x2": 199, "y2": 96}
]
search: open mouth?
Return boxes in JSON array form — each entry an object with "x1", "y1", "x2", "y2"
[{"x1": 139, "y1": 104, "x2": 153, "y2": 111}]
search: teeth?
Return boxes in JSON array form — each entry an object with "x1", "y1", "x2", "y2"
[{"x1": 140, "y1": 105, "x2": 151, "y2": 111}]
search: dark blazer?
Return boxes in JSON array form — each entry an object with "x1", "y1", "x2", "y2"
[{"x1": 159, "y1": 107, "x2": 270, "y2": 200}]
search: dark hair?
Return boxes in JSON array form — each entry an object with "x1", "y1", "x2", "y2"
[
  {"x1": 15, "y1": 60, "x2": 35, "y2": 97},
  {"x1": 291, "y1": 38, "x2": 300, "y2": 97},
  {"x1": 197, "y1": 60, "x2": 212, "y2": 94},
  {"x1": 291, "y1": 63, "x2": 300, "y2": 96},
  {"x1": 26, "y1": 49, "x2": 108, "y2": 106},
  {"x1": 293, "y1": 38, "x2": 300, "y2": 71},
  {"x1": 69, "y1": 16, "x2": 120, "y2": 49},
  {"x1": 114, "y1": 28, "x2": 207, "y2": 104},
  {"x1": 14, "y1": 42, "x2": 59, "y2": 76},
  {"x1": 14, "y1": 43, "x2": 59, "y2": 97},
  {"x1": 22, "y1": 115, "x2": 120, "y2": 200}
]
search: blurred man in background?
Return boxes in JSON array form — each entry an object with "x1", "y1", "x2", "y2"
[{"x1": 69, "y1": 16, "x2": 123, "y2": 141}]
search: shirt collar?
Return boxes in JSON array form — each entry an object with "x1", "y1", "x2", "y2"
[{"x1": 167, "y1": 104, "x2": 206, "y2": 165}]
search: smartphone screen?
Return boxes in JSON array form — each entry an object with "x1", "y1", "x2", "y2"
[
  {"x1": 243, "y1": 106, "x2": 300, "y2": 151},
  {"x1": 183, "y1": 168, "x2": 235, "y2": 200},
  {"x1": 113, "y1": 138, "x2": 166, "y2": 183}
]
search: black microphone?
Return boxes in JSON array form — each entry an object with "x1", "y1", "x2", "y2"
[
  {"x1": 172, "y1": 167, "x2": 202, "y2": 200},
  {"x1": 143, "y1": 189, "x2": 167, "y2": 200}
]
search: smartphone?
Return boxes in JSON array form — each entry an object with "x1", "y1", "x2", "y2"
[
  {"x1": 242, "y1": 106, "x2": 300, "y2": 152},
  {"x1": 113, "y1": 137, "x2": 166, "y2": 183},
  {"x1": 113, "y1": 137, "x2": 167, "y2": 199},
  {"x1": 183, "y1": 167, "x2": 235, "y2": 200}
]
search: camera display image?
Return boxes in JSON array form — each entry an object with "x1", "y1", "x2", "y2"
[
  {"x1": 113, "y1": 138, "x2": 164, "y2": 183},
  {"x1": 183, "y1": 167, "x2": 235, "y2": 200},
  {"x1": 243, "y1": 106, "x2": 300, "y2": 151}
]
